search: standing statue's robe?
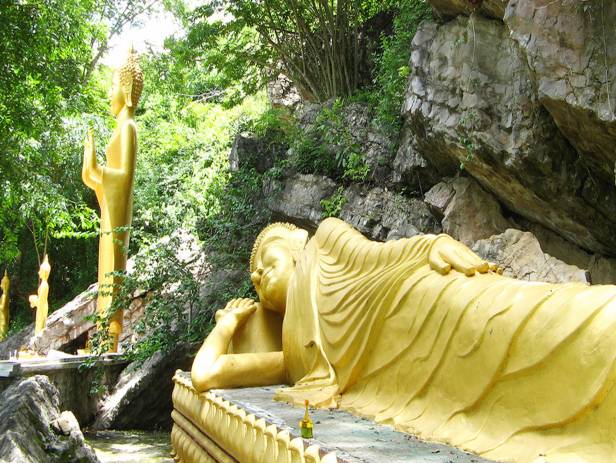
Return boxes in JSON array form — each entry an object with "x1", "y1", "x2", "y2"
[
  {"x1": 278, "y1": 218, "x2": 616, "y2": 462},
  {"x1": 95, "y1": 124, "x2": 137, "y2": 335}
]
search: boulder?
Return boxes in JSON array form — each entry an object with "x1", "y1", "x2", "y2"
[
  {"x1": 472, "y1": 229, "x2": 589, "y2": 284},
  {"x1": 588, "y1": 255, "x2": 616, "y2": 285},
  {"x1": 339, "y1": 185, "x2": 440, "y2": 241},
  {"x1": 505, "y1": 0, "x2": 616, "y2": 182},
  {"x1": 401, "y1": 16, "x2": 616, "y2": 255},
  {"x1": 513, "y1": 220, "x2": 616, "y2": 285},
  {"x1": 266, "y1": 174, "x2": 337, "y2": 231},
  {"x1": 52, "y1": 411, "x2": 81, "y2": 436},
  {"x1": 0, "y1": 375, "x2": 99, "y2": 463},
  {"x1": 267, "y1": 74, "x2": 302, "y2": 110},
  {"x1": 425, "y1": 177, "x2": 511, "y2": 246},
  {"x1": 93, "y1": 342, "x2": 197, "y2": 431},
  {"x1": 428, "y1": 0, "x2": 507, "y2": 20},
  {"x1": 392, "y1": 124, "x2": 442, "y2": 193}
]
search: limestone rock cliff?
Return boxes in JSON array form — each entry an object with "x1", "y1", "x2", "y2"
[{"x1": 398, "y1": 13, "x2": 616, "y2": 256}]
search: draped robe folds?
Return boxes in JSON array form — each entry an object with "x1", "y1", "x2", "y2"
[
  {"x1": 277, "y1": 218, "x2": 616, "y2": 462},
  {"x1": 94, "y1": 124, "x2": 136, "y2": 335}
]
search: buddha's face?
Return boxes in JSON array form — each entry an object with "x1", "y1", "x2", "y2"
[
  {"x1": 110, "y1": 71, "x2": 125, "y2": 116},
  {"x1": 251, "y1": 242, "x2": 295, "y2": 314}
]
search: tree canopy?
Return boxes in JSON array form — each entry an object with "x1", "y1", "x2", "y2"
[{"x1": 0, "y1": 0, "x2": 431, "y2": 351}]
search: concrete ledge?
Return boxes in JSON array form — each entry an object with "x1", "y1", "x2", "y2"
[
  {"x1": 172, "y1": 371, "x2": 493, "y2": 463},
  {"x1": 0, "y1": 354, "x2": 129, "y2": 425},
  {"x1": 0, "y1": 354, "x2": 127, "y2": 378}
]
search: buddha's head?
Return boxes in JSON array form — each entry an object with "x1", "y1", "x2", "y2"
[
  {"x1": 110, "y1": 46, "x2": 144, "y2": 116},
  {"x1": 250, "y1": 223, "x2": 309, "y2": 314},
  {"x1": 39, "y1": 255, "x2": 50, "y2": 281},
  {"x1": 1, "y1": 270, "x2": 8, "y2": 292}
]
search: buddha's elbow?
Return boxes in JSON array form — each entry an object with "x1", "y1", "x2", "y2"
[{"x1": 191, "y1": 363, "x2": 223, "y2": 393}]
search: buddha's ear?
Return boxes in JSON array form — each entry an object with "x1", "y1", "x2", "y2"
[
  {"x1": 124, "y1": 81, "x2": 133, "y2": 108},
  {"x1": 289, "y1": 229, "x2": 309, "y2": 263}
]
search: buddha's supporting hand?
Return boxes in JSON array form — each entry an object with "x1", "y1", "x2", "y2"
[
  {"x1": 214, "y1": 298, "x2": 256, "y2": 323},
  {"x1": 191, "y1": 299, "x2": 257, "y2": 390},
  {"x1": 429, "y1": 234, "x2": 498, "y2": 276}
]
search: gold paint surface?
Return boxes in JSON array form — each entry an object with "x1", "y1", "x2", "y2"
[
  {"x1": 83, "y1": 47, "x2": 142, "y2": 352},
  {"x1": 171, "y1": 372, "x2": 337, "y2": 463},
  {"x1": 190, "y1": 218, "x2": 616, "y2": 461},
  {"x1": 0, "y1": 270, "x2": 9, "y2": 339},
  {"x1": 28, "y1": 255, "x2": 50, "y2": 335}
]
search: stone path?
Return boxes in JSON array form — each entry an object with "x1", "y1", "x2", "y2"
[{"x1": 86, "y1": 430, "x2": 173, "y2": 463}]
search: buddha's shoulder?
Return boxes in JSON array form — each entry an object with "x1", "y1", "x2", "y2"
[
  {"x1": 119, "y1": 119, "x2": 137, "y2": 137},
  {"x1": 314, "y1": 218, "x2": 364, "y2": 244}
]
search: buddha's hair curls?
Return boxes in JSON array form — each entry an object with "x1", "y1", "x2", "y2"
[
  {"x1": 249, "y1": 222, "x2": 300, "y2": 273},
  {"x1": 118, "y1": 46, "x2": 144, "y2": 108}
]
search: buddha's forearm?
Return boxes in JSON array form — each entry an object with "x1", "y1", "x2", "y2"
[{"x1": 191, "y1": 318, "x2": 237, "y2": 386}]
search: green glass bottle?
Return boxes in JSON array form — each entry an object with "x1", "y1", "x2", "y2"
[{"x1": 299, "y1": 399, "x2": 314, "y2": 439}]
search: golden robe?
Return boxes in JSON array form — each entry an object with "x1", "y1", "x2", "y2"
[{"x1": 278, "y1": 218, "x2": 616, "y2": 462}]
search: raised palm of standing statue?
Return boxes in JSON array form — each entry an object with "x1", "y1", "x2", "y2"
[
  {"x1": 0, "y1": 270, "x2": 10, "y2": 339},
  {"x1": 82, "y1": 47, "x2": 143, "y2": 353},
  {"x1": 191, "y1": 218, "x2": 616, "y2": 462},
  {"x1": 29, "y1": 254, "x2": 50, "y2": 336}
]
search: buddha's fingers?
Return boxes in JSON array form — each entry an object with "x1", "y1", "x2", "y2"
[
  {"x1": 237, "y1": 298, "x2": 255, "y2": 308},
  {"x1": 429, "y1": 252, "x2": 452, "y2": 275},
  {"x1": 446, "y1": 249, "x2": 478, "y2": 276},
  {"x1": 223, "y1": 298, "x2": 240, "y2": 310},
  {"x1": 460, "y1": 247, "x2": 489, "y2": 274},
  {"x1": 489, "y1": 262, "x2": 503, "y2": 274}
]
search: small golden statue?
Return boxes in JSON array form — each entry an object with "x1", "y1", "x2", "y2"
[
  {"x1": 29, "y1": 255, "x2": 51, "y2": 336},
  {"x1": 0, "y1": 270, "x2": 10, "y2": 339},
  {"x1": 190, "y1": 217, "x2": 616, "y2": 462},
  {"x1": 82, "y1": 46, "x2": 143, "y2": 353}
]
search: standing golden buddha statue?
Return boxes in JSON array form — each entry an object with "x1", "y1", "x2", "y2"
[
  {"x1": 82, "y1": 46, "x2": 143, "y2": 353},
  {"x1": 0, "y1": 270, "x2": 10, "y2": 339},
  {"x1": 29, "y1": 255, "x2": 50, "y2": 335}
]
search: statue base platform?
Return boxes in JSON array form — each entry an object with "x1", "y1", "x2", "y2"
[{"x1": 171, "y1": 371, "x2": 493, "y2": 463}]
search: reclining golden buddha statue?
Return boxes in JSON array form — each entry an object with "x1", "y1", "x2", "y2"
[{"x1": 190, "y1": 218, "x2": 616, "y2": 462}]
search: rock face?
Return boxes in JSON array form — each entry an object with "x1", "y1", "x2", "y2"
[
  {"x1": 472, "y1": 229, "x2": 589, "y2": 284},
  {"x1": 229, "y1": 133, "x2": 286, "y2": 174},
  {"x1": 295, "y1": 102, "x2": 397, "y2": 184},
  {"x1": 428, "y1": 0, "x2": 507, "y2": 20},
  {"x1": 267, "y1": 74, "x2": 302, "y2": 110},
  {"x1": 400, "y1": 15, "x2": 616, "y2": 256},
  {"x1": 267, "y1": 174, "x2": 337, "y2": 231},
  {"x1": 340, "y1": 185, "x2": 439, "y2": 241},
  {"x1": 425, "y1": 177, "x2": 511, "y2": 245},
  {"x1": 93, "y1": 342, "x2": 196, "y2": 431},
  {"x1": 506, "y1": 0, "x2": 616, "y2": 181},
  {"x1": 0, "y1": 375, "x2": 99, "y2": 463}
]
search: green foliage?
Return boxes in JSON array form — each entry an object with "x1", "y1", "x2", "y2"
[
  {"x1": 457, "y1": 109, "x2": 479, "y2": 170},
  {"x1": 0, "y1": 1, "x2": 162, "y2": 329},
  {"x1": 290, "y1": 100, "x2": 370, "y2": 182},
  {"x1": 370, "y1": 0, "x2": 432, "y2": 131},
  {"x1": 171, "y1": 0, "x2": 396, "y2": 102},
  {"x1": 81, "y1": 48, "x2": 272, "y2": 359},
  {"x1": 321, "y1": 187, "x2": 348, "y2": 219}
]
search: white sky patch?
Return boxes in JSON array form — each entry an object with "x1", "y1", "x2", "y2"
[{"x1": 101, "y1": 8, "x2": 184, "y2": 69}]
